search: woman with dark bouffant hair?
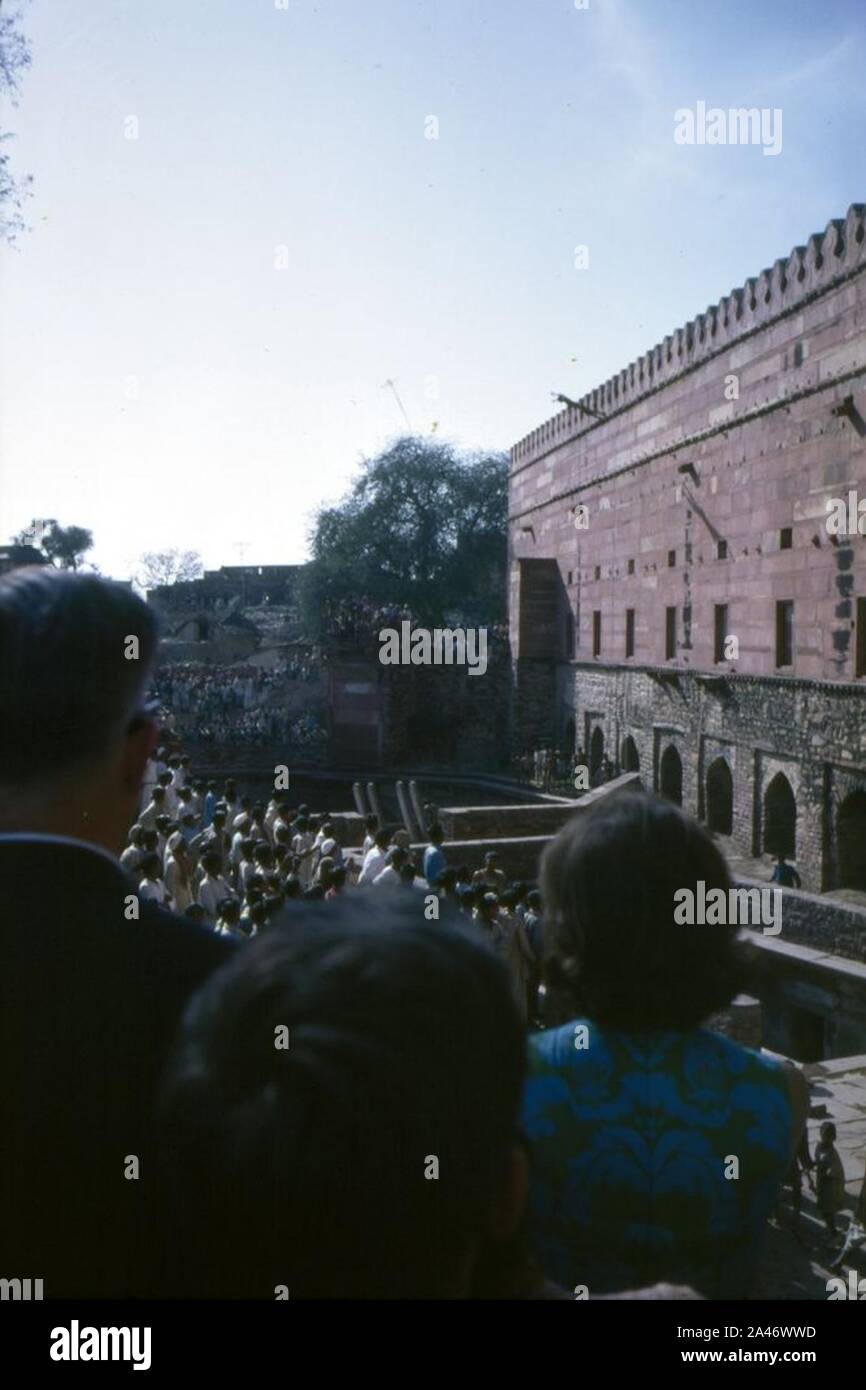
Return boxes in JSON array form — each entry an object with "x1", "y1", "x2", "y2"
[{"x1": 520, "y1": 791, "x2": 806, "y2": 1299}]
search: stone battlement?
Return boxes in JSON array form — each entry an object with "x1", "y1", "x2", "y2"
[{"x1": 511, "y1": 203, "x2": 866, "y2": 471}]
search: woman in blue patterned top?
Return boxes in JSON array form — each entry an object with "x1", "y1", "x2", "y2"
[{"x1": 521, "y1": 792, "x2": 806, "y2": 1299}]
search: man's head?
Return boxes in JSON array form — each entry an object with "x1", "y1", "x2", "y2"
[
  {"x1": 140, "y1": 852, "x2": 161, "y2": 881},
  {"x1": 428, "y1": 823, "x2": 444, "y2": 847},
  {"x1": 202, "y1": 851, "x2": 222, "y2": 878},
  {"x1": 159, "y1": 898, "x2": 526, "y2": 1297},
  {"x1": 0, "y1": 568, "x2": 159, "y2": 854}
]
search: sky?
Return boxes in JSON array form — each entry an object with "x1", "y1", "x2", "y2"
[{"x1": 1, "y1": 0, "x2": 865, "y2": 580}]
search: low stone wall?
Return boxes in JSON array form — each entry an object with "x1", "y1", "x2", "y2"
[
  {"x1": 437, "y1": 772, "x2": 641, "y2": 841},
  {"x1": 754, "y1": 877, "x2": 866, "y2": 963}
]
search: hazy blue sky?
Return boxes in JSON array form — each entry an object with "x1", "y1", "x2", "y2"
[{"x1": 1, "y1": 0, "x2": 864, "y2": 579}]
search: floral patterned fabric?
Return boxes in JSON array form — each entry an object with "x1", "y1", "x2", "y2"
[{"x1": 521, "y1": 1021, "x2": 792, "y2": 1298}]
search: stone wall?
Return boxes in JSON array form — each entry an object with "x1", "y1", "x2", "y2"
[
  {"x1": 508, "y1": 202, "x2": 866, "y2": 892},
  {"x1": 532, "y1": 663, "x2": 866, "y2": 891},
  {"x1": 380, "y1": 636, "x2": 511, "y2": 770},
  {"x1": 747, "y1": 875, "x2": 866, "y2": 962},
  {"x1": 437, "y1": 772, "x2": 640, "y2": 840}
]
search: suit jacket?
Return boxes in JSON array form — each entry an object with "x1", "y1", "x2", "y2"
[{"x1": 0, "y1": 834, "x2": 236, "y2": 1297}]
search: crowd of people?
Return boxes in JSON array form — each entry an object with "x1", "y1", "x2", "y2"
[
  {"x1": 515, "y1": 745, "x2": 619, "y2": 793},
  {"x1": 321, "y1": 595, "x2": 413, "y2": 642},
  {"x1": 3, "y1": 568, "x2": 865, "y2": 1306},
  {"x1": 123, "y1": 774, "x2": 547, "y2": 1021},
  {"x1": 150, "y1": 662, "x2": 326, "y2": 747}
]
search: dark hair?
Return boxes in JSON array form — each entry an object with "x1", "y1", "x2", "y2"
[
  {"x1": 283, "y1": 875, "x2": 301, "y2": 899},
  {"x1": 185, "y1": 904, "x2": 206, "y2": 923},
  {"x1": 218, "y1": 899, "x2": 240, "y2": 924},
  {"x1": 540, "y1": 792, "x2": 745, "y2": 1031},
  {"x1": 202, "y1": 851, "x2": 222, "y2": 876},
  {"x1": 399, "y1": 861, "x2": 416, "y2": 883},
  {"x1": 158, "y1": 899, "x2": 524, "y2": 1298},
  {"x1": 240, "y1": 837, "x2": 255, "y2": 859},
  {"x1": 374, "y1": 828, "x2": 390, "y2": 849},
  {"x1": 364, "y1": 814, "x2": 378, "y2": 831},
  {"x1": 428, "y1": 823, "x2": 444, "y2": 845},
  {"x1": 140, "y1": 853, "x2": 160, "y2": 879}
]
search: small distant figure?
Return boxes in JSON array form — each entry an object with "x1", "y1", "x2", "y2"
[
  {"x1": 814, "y1": 1121, "x2": 846, "y2": 1237},
  {"x1": 829, "y1": 1146, "x2": 866, "y2": 1270},
  {"x1": 771, "y1": 853, "x2": 801, "y2": 889}
]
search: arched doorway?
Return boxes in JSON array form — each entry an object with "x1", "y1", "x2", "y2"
[
  {"x1": 621, "y1": 736, "x2": 640, "y2": 773},
  {"x1": 564, "y1": 718, "x2": 576, "y2": 755},
  {"x1": 660, "y1": 745, "x2": 683, "y2": 805},
  {"x1": 763, "y1": 773, "x2": 796, "y2": 859},
  {"x1": 589, "y1": 727, "x2": 604, "y2": 784},
  {"x1": 706, "y1": 758, "x2": 733, "y2": 836},
  {"x1": 836, "y1": 790, "x2": 866, "y2": 890}
]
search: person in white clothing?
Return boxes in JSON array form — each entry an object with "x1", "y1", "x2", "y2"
[
  {"x1": 197, "y1": 851, "x2": 237, "y2": 921},
  {"x1": 157, "y1": 770, "x2": 178, "y2": 816},
  {"x1": 164, "y1": 832, "x2": 194, "y2": 913},
  {"x1": 230, "y1": 816, "x2": 251, "y2": 877},
  {"x1": 120, "y1": 825, "x2": 145, "y2": 876},
  {"x1": 358, "y1": 829, "x2": 390, "y2": 886},
  {"x1": 139, "y1": 785, "x2": 167, "y2": 832},
  {"x1": 237, "y1": 839, "x2": 257, "y2": 894},
  {"x1": 291, "y1": 817, "x2": 316, "y2": 889},
  {"x1": 138, "y1": 853, "x2": 168, "y2": 906},
  {"x1": 361, "y1": 815, "x2": 379, "y2": 857},
  {"x1": 373, "y1": 846, "x2": 406, "y2": 888}
]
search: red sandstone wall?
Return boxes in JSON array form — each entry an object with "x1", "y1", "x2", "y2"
[{"x1": 509, "y1": 204, "x2": 866, "y2": 683}]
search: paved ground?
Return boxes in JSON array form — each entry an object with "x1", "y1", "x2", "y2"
[{"x1": 752, "y1": 1054, "x2": 866, "y2": 1299}]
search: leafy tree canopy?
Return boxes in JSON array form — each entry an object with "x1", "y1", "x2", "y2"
[
  {"x1": 300, "y1": 435, "x2": 508, "y2": 631},
  {"x1": 13, "y1": 517, "x2": 94, "y2": 570}
]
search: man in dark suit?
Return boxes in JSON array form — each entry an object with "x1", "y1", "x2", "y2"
[{"x1": 0, "y1": 567, "x2": 235, "y2": 1297}]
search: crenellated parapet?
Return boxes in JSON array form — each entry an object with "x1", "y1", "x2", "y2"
[{"x1": 511, "y1": 203, "x2": 866, "y2": 470}]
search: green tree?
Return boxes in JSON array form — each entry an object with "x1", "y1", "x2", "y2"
[
  {"x1": 0, "y1": 1, "x2": 34, "y2": 245},
  {"x1": 301, "y1": 435, "x2": 508, "y2": 631},
  {"x1": 13, "y1": 518, "x2": 94, "y2": 569}
]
